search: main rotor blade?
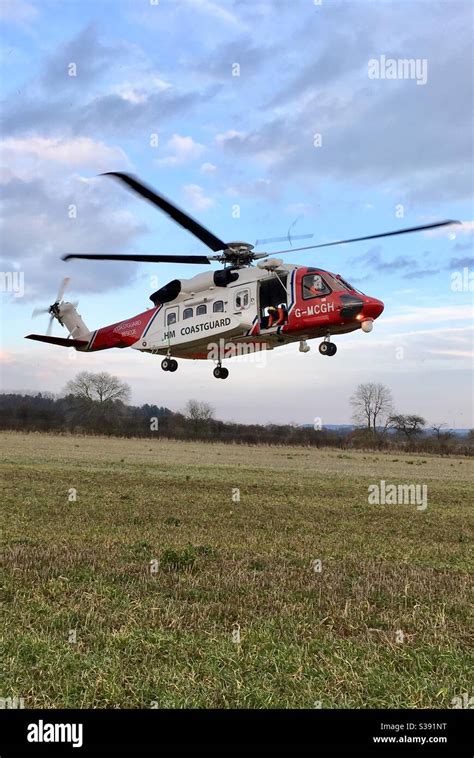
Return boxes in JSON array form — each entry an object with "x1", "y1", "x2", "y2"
[
  {"x1": 102, "y1": 172, "x2": 227, "y2": 252},
  {"x1": 62, "y1": 253, "x2": 211, "y2": 264},
  {"x1": 270, "y1": 220, "x2": 460, "y2": 255}
]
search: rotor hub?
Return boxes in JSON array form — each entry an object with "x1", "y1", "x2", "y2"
[
  {"x1": 49, "y1": 302, "x2": 61, "y2": 317},
  {"x1": 213, "y1": 241, "x2": 258, "y2": 267},
  {"x1": 224, "y1": 241, "x2": 254, "y2": 252}
]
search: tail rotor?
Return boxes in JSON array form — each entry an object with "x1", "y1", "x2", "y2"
[{"x1": 31, "y1": 277, "x2": 74, "y2": 334}]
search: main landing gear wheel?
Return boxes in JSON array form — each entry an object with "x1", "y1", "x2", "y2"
[
  {"x1": 161, "y1": 358, "x2": 178, "y2": 371},
  {"x1": 319, "y1": 341, "x2": 337, "y2": 356},
  {"x1": 213, "y1": 366, "x2": 229, "y2": 379}
]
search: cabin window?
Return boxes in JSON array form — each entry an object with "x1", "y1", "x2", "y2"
[
  {"x1": 235, "y1": 289, "x2": 249, "y2": 309},
  {"x1": 213, "y1": 300, "x2": 224, "y2": 313},
  {"x1": 302, "y1": 273, "x2": 331, "y2": 300},
  {"x1": 196, "y1": 304, "x2": 207, "y2": 316},
  {"x1": 166, "y1": 312, "x2": 177, "y2": 325},
  {"x1": 183, "y1": 307, "x2": 193, "y2": 319}
]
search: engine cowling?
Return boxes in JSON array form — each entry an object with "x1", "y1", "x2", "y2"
[{"x1": 149, "y1": 269, "x2": 238, "y2": 305}]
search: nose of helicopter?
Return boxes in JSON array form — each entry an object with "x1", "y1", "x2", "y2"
[
  {"x1": 366, "y1": 297, "x2": 384, "y2": 319},
  {"x1": 355, "y1": 297, "x2": 384, "y2": 330}
]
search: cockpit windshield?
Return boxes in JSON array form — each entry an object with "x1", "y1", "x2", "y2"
[
  {"x1": 322, "y1": 273, "x2": 351, "y2": 292},
  {"x1": 340, "y1": 276, "x2": 365, "y2": 295},
  {"x1": 328, "y1": 273, "x2": 365, "y2": 295}
]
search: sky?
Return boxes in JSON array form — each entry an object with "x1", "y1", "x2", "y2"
[{"x1": 0, "y1": 0, "x2": 473, "y2": 428}]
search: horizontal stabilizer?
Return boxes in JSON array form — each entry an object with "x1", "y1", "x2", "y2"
[{"x1": 25, "y1": 334, "x2": 89, "y2": 348}]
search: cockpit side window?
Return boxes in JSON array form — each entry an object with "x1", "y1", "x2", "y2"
[{"x1": 302, "y1": 273, "x2": 331, "y2": 299}]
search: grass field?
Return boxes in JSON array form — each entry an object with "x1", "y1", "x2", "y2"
[{"x1": 1, "y1": 431, "x2": 472, "y2": 709}]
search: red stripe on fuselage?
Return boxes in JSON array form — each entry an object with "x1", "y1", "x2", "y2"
[{"x1": 88, "y1": 308, "x2": 159, "y2": 351}]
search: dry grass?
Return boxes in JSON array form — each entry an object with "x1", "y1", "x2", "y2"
[{"x1": 1, "y1": 431, "x2": 472, "y2": 708}]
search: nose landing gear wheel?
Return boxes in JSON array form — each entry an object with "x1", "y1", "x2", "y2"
[
  {"x1": 213, "y1": 366, "x2": 229, "y2": 379},
  {"x1": 319, "y1": 341, "x2": 337, "y2": 356}
]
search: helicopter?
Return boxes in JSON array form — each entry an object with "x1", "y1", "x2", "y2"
[{"x1": 26, "y1": 172, "x2": 458, "y2": 379}]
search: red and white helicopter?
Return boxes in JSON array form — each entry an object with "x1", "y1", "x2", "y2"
[{"x1": 27, "y1": 173, "x2": 458, "y2": 379}]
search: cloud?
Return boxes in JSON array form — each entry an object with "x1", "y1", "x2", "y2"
[
  {"x1": 0, "y1": 350, "x2": 16, "y2": 365},
  {"x1": 350, "y1": 246, "x2": 447, "y2": 280},
  {"x1": 401, "y1": 268, "x2": 440, "y2": 279},
  {"x1": 264, "y1": 26, "x2": 372, "y2": 110},
  {"x1": 200, "y1": 162, "x2": 217, "y2": 174},
  {"x1": 449, "y1": 257, "x2": 474, "y2": 269},
  {"x1": 224, "y1": 178, "x2": 278, "y2": 201},
  {"x1": 0, "y1": 25, "x2": 209, "y2": 140},
  {"x1": 111, "y1": 75, "x2": 171, "y2": 104},
  {"x1": 351, "y1": 246, "x2": 415, "y2": 273},
  {"x1": 425, "y1": 349, "x2": 473, "y2": 359},
  {"x1": 40, "y1": 24, "x2": 128, "y2": 90},
  {"x1": 423, "y1": 220, "x2": 473, "y2": 238},
  {"x1": 0, "y1": 0, "x2": 38, "y2": 25},
  {"x1": 389, "y1": 325, "x2": 473, "y2": 340},
  {"x1": 0, "y1": 137, "x2": 138, "y2": 298},
  {"x1": 0, "y1": 137, "x2": 129, "y2": 173},
  {"x1": 382, "y1": 304, "x2": 474, "y2": 325},
  {"x1": 1, "y1": 87, "x2": 202, "y2": 140},
  {"x1": 215, "y1": 6, "x2": 473, "y2": 203},
  {"x1": 454, "y1": 241, "x2": 474, "y2": 252},
  {"x1": 199, "y1": 36, "x2": 272, "y2": 79},
  {"x1": 187, "y1": 0, "x2": 244, "y2": 28},
  {"x1": 157, "y1": 134, "x2": 205, "y2": 167},
  {"x1": 182, "y1": 184, "x2": 214, "y2": 211},
  {"x1": 215, "y1": 129, "x2": 246, "y2": 146},
  {"x1": 0, "y1": 173, "x2": 147, "y2": 298}
]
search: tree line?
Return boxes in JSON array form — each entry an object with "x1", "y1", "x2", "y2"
[{"x1": 0, "y1": 372, "x2": 471, "y2": 455}]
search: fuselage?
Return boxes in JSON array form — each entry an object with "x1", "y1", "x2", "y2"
[{"x1": 78, "y1": 263, "x2": 384, "y2": 359}]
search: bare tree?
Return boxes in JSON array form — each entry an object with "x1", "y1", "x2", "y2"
[
  {"x1": 431, "y1": 423, "x2": 453, "y2": 441},
  {"x1": 184, "y1": 399, "x2": 214, "y2": 422},
  {"x1": 65, "y1": 371, "x2": 130, "y2": 404},
  {"x1": 389, "y1": 414, "x2": 426, "y2": 440},
  {"x1": 350, "y1": 382, "x2": 394, "y2": 434}
]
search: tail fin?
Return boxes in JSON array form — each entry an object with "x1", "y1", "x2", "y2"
[{"x1": 58, "y1": 302, "x2": 91, "y2": 341}]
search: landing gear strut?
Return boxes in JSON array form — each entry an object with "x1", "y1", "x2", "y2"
[
  {"x1": 213, "y1": 340, "x2": 229, "y2": 378},
  {"x1": 161, "y1": 357, "x2": 178, "y2": 372},
  {"x1": 319, "y1": 338, "x2": 337, "y2": 356},
  {"x1": 213, "y1": 364, "x2": 229, "y2": 379}
]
